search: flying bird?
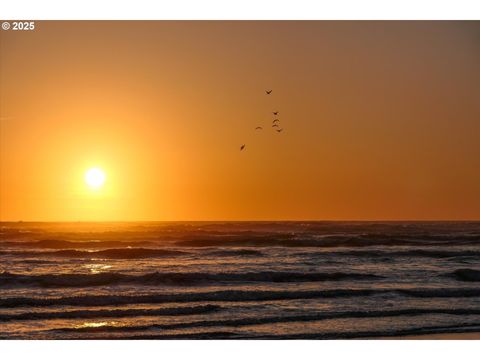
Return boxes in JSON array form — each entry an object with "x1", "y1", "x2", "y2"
[
  {"x1": 272, "y1": 119, "x2": 280, "y2": 124},
  {"x1": 240, "y1": 144, "x2": 246, "y2": 151},
  {"x1": 276, "y1": 128, "x2": 283, "y2": 133},
  {"x1": 255, "y1": 127, "x2": 263, "y2": 130},
  {"x1": 265, "y1": 89, "x2": 272, "y2": 95},
  {"x1": 273, "y1": 111, "x2": 279, "y2": 115},
  {"x1": 272, "y1": 124, "x2": 279, "y2": 128}
]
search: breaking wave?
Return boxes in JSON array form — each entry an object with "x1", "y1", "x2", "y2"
[
  {"x1": 0, "y1": 248, "x2": 264, "y2": 259},
  {"x1": 0, "y1": 304, "x2": 220, "y2": 322},
  {"x1": 53, "y1": 308, "x2": 480, "y2": 333},
  {"x1": 0, "y1": 271, "x2": 383, "y2": 287},
  {"x1": 0, "y1": 239, "x2": 156, "y2": 249},
  {"x1": 173, "y1": 233, "x2": 480, "y2": 248},
  {"x1": 1, "y1": 287, "x2": 479, "y2": 308},
  {"x1": 304, "y1": 249, "x2": 480, "y2": 259},
  {"x1": 2, "y1": 232, "x2": 479, "y2": 250}
]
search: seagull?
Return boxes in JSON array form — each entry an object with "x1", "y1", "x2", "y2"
[
  {"x1": 273, "y1": 111, "x2": 279, "y2": 115},
  {"x1": 255, "y1": 127, "x2": 263, "y2": 130},
  {"x1": 265, "y1": 89, "x2": 272, "y2": 95},
  {"x1": 272, "y1": 124, "x2": 279, "y2": 128},
  {"x1": 272, "y1": 119, "x2": 280, "y2": 124},
  {"x1": 240, "y1": 144, "x2": 246, "y2": 151},
  {"x1": 276, "y1": 128, "x2": 283, "y2": 133}
]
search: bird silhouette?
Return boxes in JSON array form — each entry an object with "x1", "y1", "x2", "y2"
[
  {"x1": 276, "y1": 128, "x2": 283, "y2": 133},
  {"x1": 273, "y1": 111, "x2": 279, "y2": 115},
  {"x1": 265, "y1": 89, "x2": 272, "y2": 95},
  {"x1": 240, "y1": 144, "x2": 246, "y2": 151},
  {"x1": 255, "y1": 127, "x2": 263, "y2": 130},
  {"x1": 272, "y1": 119, "x2": 280, "y2": 124},
  {"x1": 272, "y1": 124, "x2": 279, "y2": 128}
]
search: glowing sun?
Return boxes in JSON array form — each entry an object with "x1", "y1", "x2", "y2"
[{"x1": 85, "y1": 167, "x2": 106, "y2": 189}]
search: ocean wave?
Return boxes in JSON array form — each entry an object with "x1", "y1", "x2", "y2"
[
  {"x1": 0, "y1": 248, "x2": 261, "y2": 259},
  {"x1": 449, "y1": 269, "x2": 480, "y2": 282},
  {"x1": 0, "y1": 304, "x2": 220, "y2": 322},
  {"x1": 0, "y1": 271, "x2": 382, "y2": 288},
  {"x1": 0, "y1": 239, "x2": 156, "y2": 249},
  {"x1": 203, "y1": 249, "x2": 264, "y2": 257},
  {"x1": 256, "y1": 323, "x2": 480, "y2": 340},
  {"x1": 109, "y1": 331, "x2": 239, "y2": 340},
  {"x1": 90, "y1": 324, "x2": 480, "y2": 340},
  {"x1": 173, "y1": 233, "x2": 480, "y2": 248},
  {"x1": 52, "y1": 248, "x2": 185, "y2": 259},
  {"x1": 2, "y1": 258, "x2": 58, "y2": 264},
  {"x1": 2, "y1": 287, "x2": 479, "y2": 308},
  {"x1": 52, "y1": 307, "x2": 480, "y2": 333},
  {"x1": 2, "y1": 232, "x2": 479, "y2": 249},
  {"x1": 2, "y1": 247, "x2": 479, "y2": 261},
  {"x1": 57, "y1": 323, "x2": 480, "y2": 340},
  {"x1": 305, "y1": 249, "x2": 480, "y2": 259}
]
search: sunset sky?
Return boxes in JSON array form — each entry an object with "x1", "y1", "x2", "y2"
[{"x1": 1, "y1": 21, "x2": 479, "y2": 221}]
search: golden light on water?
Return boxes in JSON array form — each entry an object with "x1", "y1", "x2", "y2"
[
  {"x1": 85, "y1": 263, "x2": 112, "y2": 273},
  {"x1": 75, "y1": 321, "x2": 116, "y2": 329}
]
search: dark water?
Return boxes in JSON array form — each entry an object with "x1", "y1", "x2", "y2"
[{"x1": 0, "y1": 221, "x2": 479, "y2": 339}]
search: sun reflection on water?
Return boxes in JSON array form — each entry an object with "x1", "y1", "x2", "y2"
[
  {"x1": 75, "y1": 321, "x2": 116, "y2": 329},
  {"x1": 84, "y1": 264, "x2": 112, "y2": 273}
]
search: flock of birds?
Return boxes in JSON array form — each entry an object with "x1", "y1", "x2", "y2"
[{"x1": 240, "y1": 89, "x2": 283, "y2": 151}]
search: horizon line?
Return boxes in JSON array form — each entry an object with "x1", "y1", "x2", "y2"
[{"x1": 1, "y1": 219, "x2": 480, "y2": 223}]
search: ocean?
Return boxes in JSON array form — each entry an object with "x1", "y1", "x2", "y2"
[{"x1": 0, "y1": 221, "x2": 479, "y2": 339}]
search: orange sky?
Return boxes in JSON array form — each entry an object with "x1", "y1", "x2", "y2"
[{"x1": 1, "y1": 21, "x2": 479, "y2": 221}]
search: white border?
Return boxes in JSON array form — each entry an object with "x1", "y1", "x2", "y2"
[
  {"x1": 1, "y1": 340, "x2": 479, "y2": 360},
  {"x1": 1, "y1": 0, "x2": 480, "y2": 20}
]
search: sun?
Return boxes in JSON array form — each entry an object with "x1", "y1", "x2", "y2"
[{"x1": 85, "y1": 167, "x2": 106, "y2": 189}]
